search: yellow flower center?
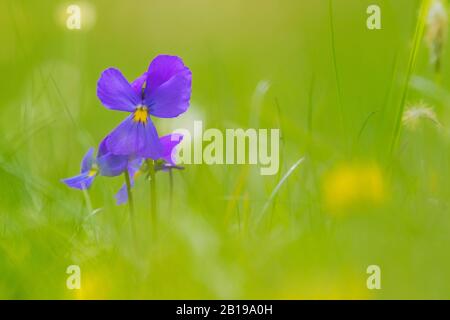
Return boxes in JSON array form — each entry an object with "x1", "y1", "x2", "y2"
[
  {"x1": 88, "y1": 164, "x2": 98, "y2": 177},
  {"x1": 133, "y1": 105, "x2": 148, "y2": 124}
]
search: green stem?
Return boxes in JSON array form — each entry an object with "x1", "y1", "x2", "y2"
[
  {"x1": 169, "y1": 169, "x2": 174, "y2": 214},
  {"x1": 81, "y1": 187, "x2": 93, "y2": 216},
  {"x1": 81, "y1": 188, "x2": 97, "y2": 242},
  {"x1": 124, "y1": 171, "x2": 135, "y2": 236},
  {"x1": 147, "y1": 159, "x2": 157, "y2": 235}
]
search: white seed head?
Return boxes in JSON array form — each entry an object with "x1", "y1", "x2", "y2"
[
  {"x1": 403, "y1": 102, "x2": 441, "y2": 130},
  {"x1": 425, "y1": 0, "x2": 448, "y2": 66}
]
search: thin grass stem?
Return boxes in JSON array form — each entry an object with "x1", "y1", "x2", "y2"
[
  {"x1": 390, "y1": 0, "x2": 431, "y2": 156},
  {"x1": 258, "y1": 156, "x2": 306, "y2": 225},
  {"x1": 328, "y1": 0, "x2": 347, "y2": 152}
]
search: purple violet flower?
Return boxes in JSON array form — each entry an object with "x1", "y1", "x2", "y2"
[
  {"x1": 62, "y1": 136, "x2": 130, "y2": 190},
  {"x1": 96, "y1": 135, "x2": 129, "y2": 176},
  {"x1": 61, "y1": 148, "x2": 98, "y2": 190},
  {"x1": 97, "y1": 55, "x2": 192, "y2": 160},
  {"x1": 115, "y1": 133, "x2": 184, "y2": 205}
]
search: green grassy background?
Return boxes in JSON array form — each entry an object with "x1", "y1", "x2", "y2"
[{"x1": 1, "y1": 0, "x2": 449, "y2": 299}]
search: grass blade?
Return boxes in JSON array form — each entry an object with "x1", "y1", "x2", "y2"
[
  {"x1": 258, "y1": 156, "x2": 306, "y2": 224},
  {"x1": 390, "y1": 0, "x2": 432, "y2": 155}
]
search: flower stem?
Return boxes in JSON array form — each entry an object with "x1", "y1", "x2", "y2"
[
  {"x1": 124, "y1": 171, "x2": 134, "y2": 214},
  {"x1": 147, "y1": 159, "x2": 157, "y2": 236},
  {"x1": 124, "y1": 171, "x2": 135, "y2": 236},
  {"x1": 81, "y1": 187, "x2": 94, "y2": 216},
  {"x1": 169, "y1": 169, "x2": 174, "y2": 214},
  {"x1": 81, "y1": 187, "x2": 98, "y2": 242}
]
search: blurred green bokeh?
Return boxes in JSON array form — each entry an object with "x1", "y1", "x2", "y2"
[{"x1": 0, "y1": 0, "x2": 449, "y2": 299}]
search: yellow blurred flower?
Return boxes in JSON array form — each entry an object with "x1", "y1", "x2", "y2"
[
  {"x1": 73, "y1": 271, "x2": 110, "y2": 300},
  {"x1": 323, "y1": 162, "x2": 386, "y2": 214}
]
